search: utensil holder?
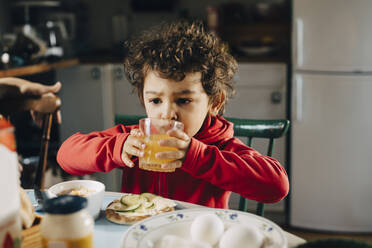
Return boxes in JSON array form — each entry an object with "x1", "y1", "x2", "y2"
[{"x1": 21, "y1": 215, "x2": 42, "y2": 248}]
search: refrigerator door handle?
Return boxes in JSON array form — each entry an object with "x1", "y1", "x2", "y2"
[
  {"x1": 294, "y1": 18, "x2": 304, "y2": 67},
  {"x1": 294, "y1": 75, "x2": 303, "y2": 122}
]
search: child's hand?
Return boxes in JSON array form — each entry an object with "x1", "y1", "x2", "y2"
[
  {"x1": 122, "y1": 129, "x2": 145, "y2": 167},
  {"x1": 157, "y1": 129, "x2": 191, "y2": 170}
]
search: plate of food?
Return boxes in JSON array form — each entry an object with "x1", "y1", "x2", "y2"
[
  {"x1": 105, "y1": 193, "x2": 177, "y2": 225},
  {"x1": 121, "y1": 208, "x2": 287, "y2": 248}
]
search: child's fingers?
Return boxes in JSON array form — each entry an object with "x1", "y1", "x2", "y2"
[
  {"x1": 161, "y1": 160, "x2": 182, "y2": 169},
  {"x1": 121, "y1": 152, "x2": 134, "y2": 168},
  {"x1": 156, "y1": 150, "x2": 184, "y2": 160},
  {"x1": 158, "y1": 138, "x2": 188, "y2": 149},
  {"x1": 122, "y1": 135, "x2": 145, "y2": 168},
  {"x1": 126, "y1": 146, "x2": 144, "y2": 158},
  {"x1": 130, "y1": 129, "x2": 143, "y2": 137},
  {"x1": 167, "y1": 129, "x2": 190, "y2": 142},
  {"x1": 130, "y1": 138, "x2": 146, "y2": 150}
]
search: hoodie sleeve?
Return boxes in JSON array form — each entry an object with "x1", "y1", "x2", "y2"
[
  {"x1": 57, "y1": 125, "x2": 132, "y2": 175},
  {"x1": 181, "y1": 137, "x2": 289, "y2": 203}
]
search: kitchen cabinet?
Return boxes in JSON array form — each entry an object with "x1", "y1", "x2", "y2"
[
  {"x1": 111, "y1": 64, "x2": 146, "y2": 116},
  {"x1": 56, "y1": 64, "x2": 144, "y2": 191},
  {"x1": 224, "y1": 63, "x2": 287, "y2": 212},
  {"x1": 57, "y1": 64, "x2": 114, "y2": 141}
]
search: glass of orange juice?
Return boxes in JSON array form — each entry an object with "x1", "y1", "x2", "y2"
[{"x1": 139, "y1": 118, "x2": 184, "y2": 172}]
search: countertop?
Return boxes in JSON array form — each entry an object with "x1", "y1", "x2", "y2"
[
  {"x1": 0, "y1": 58, "x2": 79, "y2": 78},
  {"x1": 0, "y1": 54, "x2": 287, "y2": 78}
]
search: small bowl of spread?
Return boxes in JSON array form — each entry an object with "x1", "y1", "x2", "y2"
[{"x1": 47, "y1": 180, "x2": 105, "y2": 219}]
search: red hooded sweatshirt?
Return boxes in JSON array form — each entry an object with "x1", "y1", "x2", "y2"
[{"x1": 57, "y1": 115, "x2": 289, "y2": 209}]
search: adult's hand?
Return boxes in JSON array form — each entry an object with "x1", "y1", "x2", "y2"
[
  {"x1": 0, "y1": 77, "x2": 62, "y2": 127},
  {"x1": 0, "y1": 77, "x2": 61, "y2": 95}
]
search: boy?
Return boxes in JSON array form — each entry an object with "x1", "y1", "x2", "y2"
[{"x1": 57, "y1": 21, "x2": 289, "y2": 208}]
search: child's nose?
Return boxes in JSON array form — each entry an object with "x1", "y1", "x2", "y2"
[{"x1": 161, "y1": 103, "x2": 178, "y2": 120}]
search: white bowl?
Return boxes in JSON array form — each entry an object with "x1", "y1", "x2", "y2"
[{"x1": 47, "y1": 180, "x2": 105, "y2": 219}]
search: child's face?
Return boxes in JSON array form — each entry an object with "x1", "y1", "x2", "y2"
[{"x1": 143, "y1": 70, "x2": 211, "y2": 137}]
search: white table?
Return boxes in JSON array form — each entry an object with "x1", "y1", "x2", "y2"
[{"x1": 28, "y1": 191, "x2": 306, "y2": 248}]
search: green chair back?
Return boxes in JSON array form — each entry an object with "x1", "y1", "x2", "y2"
[
  {"x1": 225, "y1": 117, "x2": 290, "y2": 216},
  {"x1": 115, "y1": 114, "x2": 145, "y2": 126},
  {"x1": 114, "y1": 114, "x2": 290, "y2": 216}
]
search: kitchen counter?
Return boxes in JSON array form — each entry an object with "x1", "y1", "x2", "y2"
[
  {"x1": 0, "y1": 54, "x2": 288, "y2": 79},
  {"x1": 0, "y1": 58, "x2": 79, "y2": 78}
]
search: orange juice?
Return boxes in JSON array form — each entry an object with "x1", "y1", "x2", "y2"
[
  {"x1": 138, "y1": 118, "x2": 184, "y2": 172},
  {"x1": 141, "y1": 134, "x2": 178, "y2": 164},
  {"x1": 42, "y1": 234, "x2": 93, "y2": 248}
]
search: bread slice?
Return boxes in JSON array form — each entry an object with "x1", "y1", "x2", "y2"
[
  {"x1": 19, "y1": 187, "x2": 35, "y2": 229},
  {"x1": 105, "y1": 193, "x2": 176, "y2": 225}
]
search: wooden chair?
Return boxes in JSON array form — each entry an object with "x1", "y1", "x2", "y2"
[
  {"x1": 0, "y1": 84, "x2": 61, "y2": 190},
  {"x1": 114, "y1": 114, "x2": 290, "y2": 217}
]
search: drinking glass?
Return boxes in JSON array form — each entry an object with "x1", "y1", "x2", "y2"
[{"x1": 139, "y1": 118, "x2": 184, "y2": 172}]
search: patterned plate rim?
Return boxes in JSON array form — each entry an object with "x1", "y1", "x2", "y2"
[{"x1": 120, "y1": 208, "x2": 287, "y2": 248}]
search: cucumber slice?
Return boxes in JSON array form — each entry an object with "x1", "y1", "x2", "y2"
[
  {"x1": 120, "y1": 194, "x2": 147, "y2": 206},
  {"x1": 108, "y1": 202, "x2": 126, "y2": 211},
  {"x1": 144, "y1": 202, "x2": 155, "y2": 209},
  {"x1": 140, "y1": 192, "x2": 157, "y2": 201},
  {"x1": 115, "y1": 203, "x2": 142, "y2": 212}
]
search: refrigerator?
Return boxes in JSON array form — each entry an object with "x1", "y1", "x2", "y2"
[{"x1": 290, "y1": 0, "x2": 372, "y2": 232}]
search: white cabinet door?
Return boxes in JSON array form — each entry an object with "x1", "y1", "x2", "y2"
[
  {"x1": 293, "y1": 0, "x2": 372, "y2": 72},
  {"x1": 225, "y1": 63, "x2": 286, "y2": 118},
  {"x1": 224, "y1": 63, "x2": 287, "y2": 211},
  {"x1": 57, "y1": 64, "x2": 120, "y2": 191},
  {"x1": 225, "y1": 63, "x2": 287, "y2": 165},
  {"x1": 112, "y1": 64, "x2": 146, "y2": 116},
  {"x1": 57, "y1": 65, "x2": 114, "y2": 141}
]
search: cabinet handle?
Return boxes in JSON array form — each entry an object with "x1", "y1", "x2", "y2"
[
  {"x1": 295, "y1": 18, "x2": 304, "y2": 67},
  {"x1": 114, "y1": 68, "x2": 123, "y2": 80},
  {"x1": 294, "y1": 75, "x2": 303, "y2": 122},
  {"x1": 271, "y1": 91, "x2": 282, "y2": 104},
  {"x1": 91, "y1": 67, "x2": 101, "y2": 80}
]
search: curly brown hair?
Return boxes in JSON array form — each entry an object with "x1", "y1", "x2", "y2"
[{"x1": 123, "y1": 21, "x2": 237, "y2": 114}]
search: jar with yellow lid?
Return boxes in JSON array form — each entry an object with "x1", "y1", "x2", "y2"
[{"x1": 41, "y1": 195, "x2": 94, "y2": 248}]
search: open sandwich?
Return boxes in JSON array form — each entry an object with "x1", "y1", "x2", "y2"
[{"x1": 105, "y1": 193, "x2": 176, "y2": 224}]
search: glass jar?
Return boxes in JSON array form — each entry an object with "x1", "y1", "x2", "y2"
[{"x1": 41, "y1": 195, "x2": 94, "y2": 248}]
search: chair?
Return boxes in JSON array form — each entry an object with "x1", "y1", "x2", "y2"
[
  {"x1": 114, "y1": 114, "x2": 290, "y2": 217},
  {"x1": 224, "y1": 117, "x2": 290, "y2": 216},
  {"x1": 0, "y1": 84, "x2": 61, "y2": 190}
]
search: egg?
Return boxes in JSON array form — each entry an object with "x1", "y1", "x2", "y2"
[
  {"x1": 155, "y1": 234, "x2": 211, "y2": 248},
  {"x1": 190, "y1": 213, "x2": 224, "y2": 246},
  {"x1": 219, "y1": 224, "x2": 264, "y2": 248}
]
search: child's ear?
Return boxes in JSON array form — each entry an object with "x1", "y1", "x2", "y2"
[{"x1": 209, "y1": 91, "x2": 226, "y2": 116}]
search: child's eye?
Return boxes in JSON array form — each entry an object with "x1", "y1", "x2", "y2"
[
  {"x1": 149, "y1": 98, "x2": 161, "y2": 104},
  {"x1": 176, "y1": 98, "x2": 192, "y2": 105}
]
